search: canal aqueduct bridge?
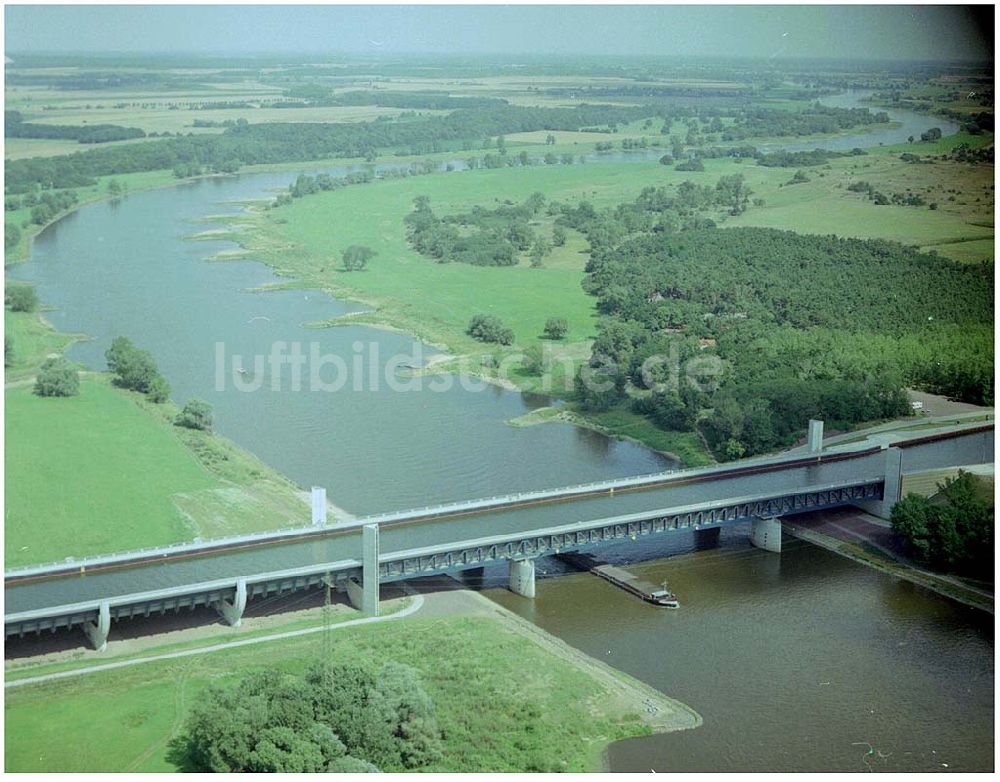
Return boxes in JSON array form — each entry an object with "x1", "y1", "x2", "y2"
[{"x1": 5, "y1": 421, "x2": 992, "y2": 651}]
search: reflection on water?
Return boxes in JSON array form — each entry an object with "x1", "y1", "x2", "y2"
[{"x1": 488, "y1": 535, "x2": 993, "y2": 773}]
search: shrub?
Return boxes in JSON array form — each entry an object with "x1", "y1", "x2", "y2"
[
  {"x1": 543, "y1": 317, "x2": 568, "y2": 340},
  {"x1": 175, "y1": 399, "x2": 213, "y2": 431},
  {"x1": 5, "y1": 284, "x2": 38, "y2": 312},
  {"x1": 34, "y1": 357, "x2": 79, "y2": 397},
  {"x1": 147, "y1": 375, "x2": 171, "y2": 404},
  {"x1": 467, "y1": 314, "x2": 514, "y2": 345}
]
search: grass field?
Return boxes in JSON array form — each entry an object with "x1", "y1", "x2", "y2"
[
  {"x1": 4, "y1": 308, "x2": 79, "y2": 382},
  {"x1": 4, "y1": 612, "x2": 674, "y2": 772},
  {"x1": 727, "y1": 151, "x2": 994, "y2": 263},
  {"x1": 4, "y1": 375, "x2": 311, "y2": 566},
  {"x1": 238, "y1": 158, "x2": 761, "y2": 351},
  {"x1": 4, "y1": 379, "x2": 214, "y2": 564}
]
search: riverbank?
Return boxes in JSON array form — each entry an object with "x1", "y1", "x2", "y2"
[
  {"x1": 782, "y1": 508, "x2": 994, "y2": 614},
  {"x1": 3, "y1": 584, "x2": 700, "y2": 772}
]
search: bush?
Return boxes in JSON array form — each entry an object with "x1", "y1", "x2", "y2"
[
  {"x1": 5, "y1": 284, "x2": 38, "y2": 312},
  {"x1": 543, "y1": 317, "x2": 568, "y2": 340},
  {"x1": 33, "y1": 357, "x2": 79, "y2": 397},
  {"x1": 175, "y1": 399, "x2": 213, "y2": 431},
  {"x1": 342, "y1": 245, "x2": 375, "y2": 272},
  {"x1": 5, "y1": 222, "x2": 21, "y2": 251},
  {"x1": 147, "y1": 375, "x2": 171, "y2": 404},
  {"x1": 467, "y1": 314, "x2": 514, "y2": 345},
  {"x1": 675, "y1": 159, "x2": 704, "y2": 172}
]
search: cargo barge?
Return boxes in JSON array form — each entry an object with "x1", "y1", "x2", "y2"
[{"x1": 557, "y1": 552, "x2": 679, "y2": 607}]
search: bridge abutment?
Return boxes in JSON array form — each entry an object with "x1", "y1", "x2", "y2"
[
  {"x1": 214, "y1": 578, "x2": 247, "y2": 627},
  {"x1": 82, "y1": 600, "x2": 111, "y2": 652},
  {"x1": 508, "y1": 558, "x2": 536, "y2": 598},
  {"x1": 750, "y1": 516, "x2": 782, "y2": 553}
]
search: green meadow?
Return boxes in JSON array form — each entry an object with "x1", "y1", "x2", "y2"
[
  {"x1": 4, "y1": 613, "x2": 675, "y2": 773},
  {"x1": 4, "y1": 376, "x2": 310, "y2": 566},
  {"x1": 240, "y1": 160, "x2": 688, "y2": 350}
]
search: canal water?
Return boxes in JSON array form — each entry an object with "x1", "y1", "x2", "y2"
[{"x1": 7, "y1": 92, "x2": 990, "y2": 771}]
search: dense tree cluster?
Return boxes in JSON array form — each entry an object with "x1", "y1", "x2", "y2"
[
  {"x1": 720, "y1": 103, "x2": 889, "y2": 141},
  {"x1": 755, "y1": 147, "x2": 866, "y2": 167},
  {"x1": 175, "y1": 661, "x2": 442, "y2": 772},
  {"x1": 846, "y1": 180, "x2": 927, "y2": 207},
  {"x1": 891, "y1": 472, "x2": 993, "y2": 577},
  {"x1": 5, "y1": 284, "x2": 39, "y2": 313},
  {"x1": 405, "y1": 193, "x2": 552, "y2": 267},
  {"x1": 105, "y1": 336, "x2": 170, "y2": 402},
  {"x1": 467, "y1": 314, "x2": 515, "y2": 345}
]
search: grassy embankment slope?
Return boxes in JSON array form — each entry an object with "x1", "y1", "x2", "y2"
[
  {"x1": 4, "y1": 607, "x2": 697, "y2": 773},
  {"x1": 4, "y1": 375, "x2": 312, "y2": 567}
]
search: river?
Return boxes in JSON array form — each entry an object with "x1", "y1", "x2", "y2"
[
  {"x1": 488, "y1": 529, "x2": 994, "y2": 772},
  {"x1": 7, "y1": 92, "x2": 990, "y2": 771}
]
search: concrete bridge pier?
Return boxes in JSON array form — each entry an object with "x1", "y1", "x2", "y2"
[
  {"x1": 859, "y1": 447, "x2": 903, "y2": 519},
  {"x1": 214, "y1": 578, "x2": 247, "y2": 627},
  {"x1": 347, "y1": 523, "x2": 380, "y2": 616},
  {"x1": 750, "y1": 516, "x2": 782, "y2": 553},
  {"x1": 508, "y1": 558, "x2": 536, "y2": 598},
  {"x1": 83, "y1": 600, "x2": 111, "y2": 652}
]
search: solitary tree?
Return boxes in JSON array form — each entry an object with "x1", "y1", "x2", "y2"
[
  {"x1": 342, "y1": 245, "x2": 375, "y2": 272},
  {"x1": 34, "y1": 357, "x2": 79, "y2": 397},
  {"x1": 543, "y1": 317, "x2": 568, "y2": 340}
]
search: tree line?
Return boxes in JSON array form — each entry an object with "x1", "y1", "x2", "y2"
[{"x1": 5, "y1": 110, "x2": 146, "y2": 144}]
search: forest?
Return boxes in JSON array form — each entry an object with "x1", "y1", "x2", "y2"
[{"x1": 565, "y1": 196, "x2": 993, "y2": 458}]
